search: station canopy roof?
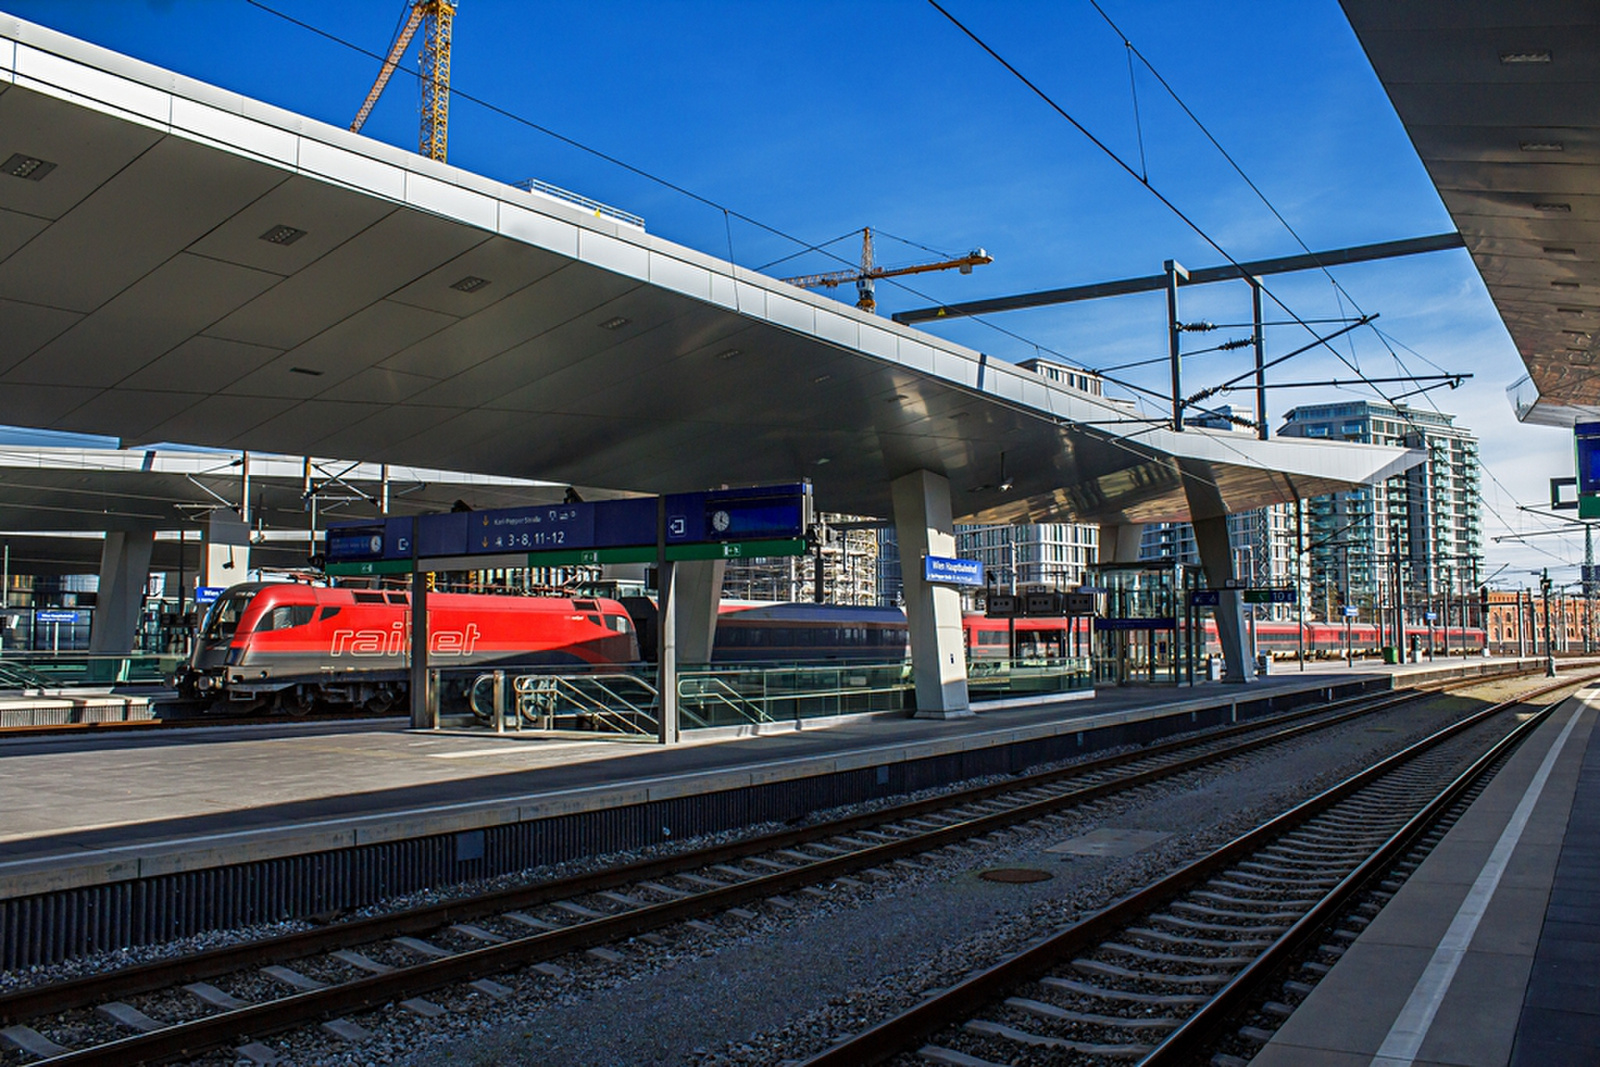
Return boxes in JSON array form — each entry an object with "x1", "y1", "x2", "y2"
[
  {"x1": 1340, "y1": 1, "x2": 1600, "y2": 427},
  {"x1": 0, "y1": 15, "x2": 1416, "y2": 529}
]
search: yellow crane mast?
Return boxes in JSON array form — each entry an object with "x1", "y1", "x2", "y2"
[
  {"x1": 350, "y1": 0, "x2": 456, "y2": 163},
  {"x1": 781, "y1": 228, "x2": 993, "y2": 314}
]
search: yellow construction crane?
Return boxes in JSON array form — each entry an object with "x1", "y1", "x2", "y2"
[
  {"x1": 350, "y1": 0, "x2": 456, "y2": 163},
  {"x1": 781, "y1": 228, "x2": 993, "y2": 314}
]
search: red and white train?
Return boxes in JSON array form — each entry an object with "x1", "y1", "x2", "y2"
[{"x1": 176, "y1": 583, "x2": 1486, "y2": 713}]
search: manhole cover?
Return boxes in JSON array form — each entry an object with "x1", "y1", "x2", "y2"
[{"x1": 978, "y1": 867, "x2": 1053, "y2": 884}]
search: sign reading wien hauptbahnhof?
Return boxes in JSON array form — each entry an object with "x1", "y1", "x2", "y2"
[
  {"x1": 923, "y1": 555, "x2": 985, "y2": 586},
  {"x1": 322, "y1": 483, "x2": 813, "y2": 576}
]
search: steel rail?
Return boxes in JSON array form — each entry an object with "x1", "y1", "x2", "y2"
[
  {"x1": 0, "y1": 677, "x2": 1456, "y2": 1025},
  {"x1": 11, "y1": 673, "x2": 1542, "y2": 1063},
  {"x1": 794, "y1": 671, "x2": 1595, "y2": 1067},
  {"x1": 1139, "y1": 687, "x2": 1570, "y2": 1062}
]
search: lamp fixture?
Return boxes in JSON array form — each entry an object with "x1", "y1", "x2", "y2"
[
  {"x1": 1520, "y1": 141, "x2": 1565, "y2": 153},
  {"x1": 2, "y1": 153, "x2": 55, "y2": 181},
  {"x1": 259, "y1": 224, "x2": 306, "y2": 245},
  {"x1": 1499, "y1": 50, "x2": 1551, "y2": 64},
  {"x1": 1533, "y1": 202, "x2": 1571, "y2": 213},
  {"x1": 598, "y1": 316, "x2": 630, "y2": 330},
  {"x1": 450, "y1": 276, "x2": 490, "y2": 293}
]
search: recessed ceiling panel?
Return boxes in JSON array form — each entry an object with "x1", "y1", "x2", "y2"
[
  {"x1": 379, "y1": 261, "x2": 635, "y2": 379},
  {"x1": 0, "y1": 133, "x2": 285, "y2": 313},
  {"x1": 205, "y1": 209, "x2": 489, "y2": 350},
  {"x1": 0, "y1": 86, "x2": 162, "y2": 222},
  {"x1": 118, "y1": 335, "x2": 284, "y2": 393},
  {"x1": 387, "y1": 234, "x2": 570, "y2": 316},
  {"x1": 186, "y1": 173, "x2": 398, "y2": 276},
  {"x1": 133, "y1": 394, "x2": 299, "y2": 449},
  {"x1": 0, "y1": 205, "x2": 47, "y2": 262},
  {"x1": 3, "y1": 252, "x2": 281, "y2": 386},
  {"x1": 51, "y1": 388, "x2": 208, "y2": 439},
  {"x1": 0, "y1": 297, "x2": 80, "y2": 376}
]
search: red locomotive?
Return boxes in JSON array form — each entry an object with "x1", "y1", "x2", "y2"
[{"x1": 176, "y1": 583, "x2": 638, "y2": 714}]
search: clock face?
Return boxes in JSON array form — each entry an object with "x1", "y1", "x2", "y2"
[
  {"x1": 369, "y1": 535, "x2": 383, "y2": 554},
  {"x1": 712, "y1": 509, "x2": 731, "y2": 533}
]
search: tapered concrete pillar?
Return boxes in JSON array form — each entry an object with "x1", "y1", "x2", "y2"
[
  {"x1": 892, "y1": 470, "x2": 972, "y2": 718},
  {"x1": 673, "y1": 559, "x2": 726, "y2": 665},
  {"x1": 1182, "y1": 461, "x2": 1251, "y2": 683},
  {"x1": 1098, "y1": 523, "x2": 1143, "y2": 564},
  {"x1": 201, "y1": 511, "x2": 251, "y2": 592},
  {"x1": 89, "y1": 528, "x2": 155, "y2": 653}
]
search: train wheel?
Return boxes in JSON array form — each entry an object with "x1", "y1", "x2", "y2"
[
  {"x1": 364, "y1": 690, "x2": 397, "y2": 715},
  {"x1": 276, "y1": 688, "x2": 314, "y2": 717}
]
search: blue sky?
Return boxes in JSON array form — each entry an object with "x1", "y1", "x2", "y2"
[{"x1": 2, "y1": 0, "x2": 1579, "y2": 584}]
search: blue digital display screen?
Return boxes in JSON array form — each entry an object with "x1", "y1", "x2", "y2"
[
  {"x1": 471, "y1": 504, "x2": 596, "y2": 553},
  {"x1": 1578, "y1": 424, "x2": 1600, "y2": 495}
]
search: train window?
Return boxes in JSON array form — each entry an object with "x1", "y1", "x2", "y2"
[
  {"x1": 202, "y1": 592, "x2": 252, "y2": 641},
  {"x1": 353, "y1": 592, "x2": 386, "y2": 604},
  {"x1": 606, "y1": 615, "x2": 631, "y2": 634},
  {"x1": 257, "y1": 605, "x2": 316, "y2": 632},
  {"x1": 978, "y1": 631, "x2": 1006, "y2": 646},
  {"x1": 319, "y1": 606, "x2": 341, "y2": 621},
  {"x1": 585, "y1": 614, "x2": 602, "y2": 627},
  {"x1": 386, "y1": 593, "x2": 410, "y2": 605}
]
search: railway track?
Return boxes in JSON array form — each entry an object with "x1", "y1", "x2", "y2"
[
  {"x1": 796, "y1": 673, "x2": 1590, "y2": 1067},
  {"x1": 0, "y1": 671, "x2": 1561, "y2": 1065}
]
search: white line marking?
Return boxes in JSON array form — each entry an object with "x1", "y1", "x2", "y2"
[{"x1": 1369, "y1": 696, "x2": 1589, "y2": 1067}]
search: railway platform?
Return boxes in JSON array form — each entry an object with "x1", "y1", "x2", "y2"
[
  {"x1": 0, "y1": 657, "x2": 1536, "y2": 969},
  {"x1": 1251, "y1": 680, "x2": 1600, "y2": 1067}
]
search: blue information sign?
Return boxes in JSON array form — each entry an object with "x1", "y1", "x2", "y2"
[
  {"x1": 194, "y1": 586, "x2": 225, "y2": 605},
  {"x1": 472, "y1": 504, "x2": 595, "y2": 554},
  {"x1": 36, "y1": 610, "x2": 79, "y2": 624},
  {"x1": 1424, "y1": 611, "x2": 1438, "y2": 622},
  {"x1": 923, "y1": 555, "x2": 985, "y2": 586},
  {"x1": 324, "y1": 483, "x2": 811, "y2": 568},
  {"x1": 1342, "y1": 605, "x2": 1359, "y2": 617}
]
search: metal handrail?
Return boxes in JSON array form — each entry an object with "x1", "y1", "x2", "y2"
[{"x1": 677, "y1": 675, "x2": 772, "y2": 725}]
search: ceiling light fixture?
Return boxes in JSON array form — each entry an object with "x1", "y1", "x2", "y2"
[
  {"x1": 450, "y1": 276, "x2": 490, "y2": 293},
  {"x1": 1544, "y1": 247, "x2": 1578, "y2": 256},
  {"x1": 1533, "y1": 202, "x2": 1572, "y2": 213},
  {"x1": 260, "y1": 224, "x2": 307, "y2": 245},
  {"x1": 1552, "y1": 281, "x2": 1581, "y2": 289},
  {"x1": 1558, "y1": 307, "x2": 1587, "y2": 315},
  {"x1": 1520, "y1": 141, "x2": 1565, "y2": 152},
  {"x1": 598, "y1": 316, "x2": 630, "y2": 330},
  {"x1": 812, "y1": 373, "x2": 832, "y2": 383},
  {"x1": 1499, "y1": 50, "x2": 1552, "y2": 64},
  {"x1": 714, "y1": 348, "x2": 740, "y2": 361},
  {"x1": 2, "y1": 153, "x2": 55, "y2": 181},
  {"x1": 998, "y1": 451, "x2": 1013, "y2": 493}
]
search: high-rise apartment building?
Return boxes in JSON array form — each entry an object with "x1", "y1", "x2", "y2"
[{"x1": 1278, "y1": 401, "x2": 1481, "y2": 622}]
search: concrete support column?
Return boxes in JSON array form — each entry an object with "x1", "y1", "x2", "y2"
[
  {"x1": 1190, "y1": 513, "x2": 1252, "y2": 684},
  {"x1": 1098, "y1": 523, "x2": 1143, "y2": 564},
  {"x1": 892, "y1": 470, "x2": 972, "y2": 718},
  {"x1": 200, "y1": 511, "x2": 251, "y2": 593},
  {"x1": 89, "y1": 528, "x2": 155, "y2": 654},
  {"x1": 673, "y1": 559, "x2": 726, "y2": 665}
]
